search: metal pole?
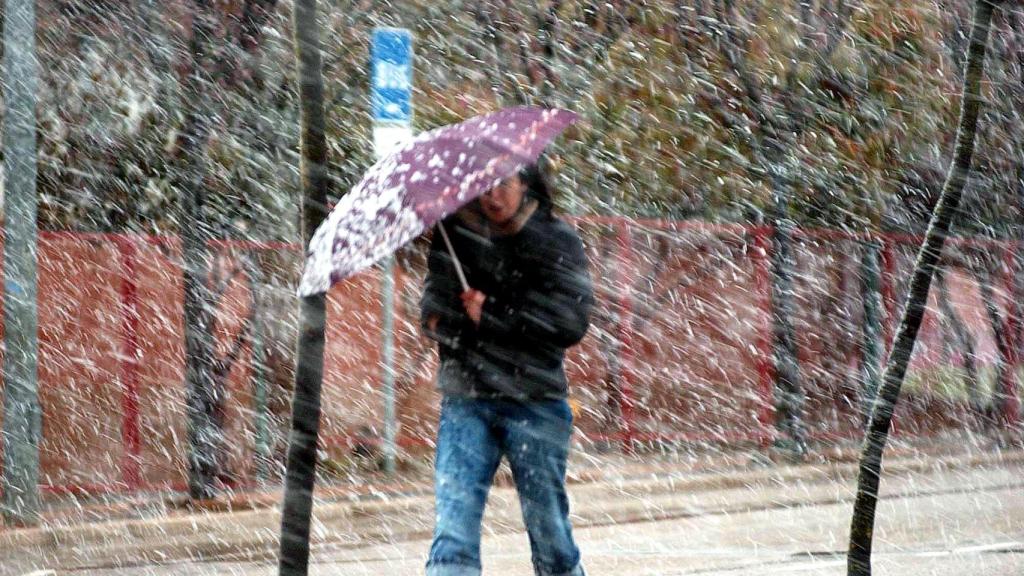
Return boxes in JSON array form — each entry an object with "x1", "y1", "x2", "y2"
[
  {"x1": 371, "y1": 28, "x2": 413, "y2": 477},
  {"x1": 1, "y1": 0, "x2": 41, "y2": 525},
  {"x1": 381, "y1": 257, "x2": 397, "y2": 475}
]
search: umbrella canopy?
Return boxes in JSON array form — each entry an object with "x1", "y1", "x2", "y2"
[{"x1": 298, "y1": 106, "x2": 578, "y2": 296}]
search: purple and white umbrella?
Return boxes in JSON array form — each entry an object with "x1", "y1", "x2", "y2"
[{"x1": 297, "y1": 106, "x2": 578, "y2": 296}]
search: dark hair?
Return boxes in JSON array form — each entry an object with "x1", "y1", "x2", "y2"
[{"x1": 518, "y1": 158, "x2": 555, "y2": 216}]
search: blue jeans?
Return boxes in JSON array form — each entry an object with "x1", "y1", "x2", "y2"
[{"x1": 426, "y1": 396, "x2": 585, "y2": 576}]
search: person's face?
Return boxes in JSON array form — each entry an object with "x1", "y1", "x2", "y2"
[{"x1": 480, "y1": 175, "x2": 527, "y2": 225}]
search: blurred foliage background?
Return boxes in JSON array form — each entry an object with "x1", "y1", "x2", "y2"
[{"x1": 1, "y1": 0, "x2": 1020, "y2": 240}]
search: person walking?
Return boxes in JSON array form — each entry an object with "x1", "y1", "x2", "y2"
[{"x1": 421, "y1": 160, "x2": 594, "y2": 576}]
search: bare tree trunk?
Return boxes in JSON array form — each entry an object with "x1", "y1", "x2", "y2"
[
  {"x1": 176, "y1": 0, "x2": 280, "y2": 500},
  {"x1": 935, "y1": 265, "x2": 981, "y2": 413},
  {"x1": 769, "y1": 171, "x2": 808, "y2": 456},
  {"x1": 859, "y1": 239, "x2": 884, "y2": 426},
  {"x1": 699, "y1": 0, "x2": 832, "y2": 455},
  {"x1": 847, "y1": 1, "x2": 997, "y2": 574},
  {"x1": 977, "y1": 263, "x2": 1014, "y2": 428},
  {"x1": 243, "y1": 253, "x2": 273, "y2": 484},
  {"x1": 278, "y1": 0, "x2": 331, "y2": 574},
  {"x1": 181, "y1": 0, "x2": 220, "y2": 501}
]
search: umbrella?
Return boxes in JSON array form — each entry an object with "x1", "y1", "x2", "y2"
[{"x1": 297, "y1": 105, "x2": 578, "y2": 296}]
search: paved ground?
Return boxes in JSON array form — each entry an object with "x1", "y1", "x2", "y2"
[
  {"x1": 9, "y1": 449, "x2": 1022, "y2": 575},
  {"x1": 306, "y1": 466, "x2": 1024, "y2": 576}
]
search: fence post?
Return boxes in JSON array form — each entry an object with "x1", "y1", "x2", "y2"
[
  {"x1": 880, "y1": 238, "x2": 897, "y2": 357},
  {"x1": 614, "y1": 221, "x2": 637, "y2": 455},
  {"x1": 116, "y1": 237, "x2": 143, "y2": 491},
  {"x1": 753, "y1": 226, "x2": 775, "y2": 448}
]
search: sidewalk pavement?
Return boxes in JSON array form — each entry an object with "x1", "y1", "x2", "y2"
[{"x1": 3, "y1": 439, "x2": 1023, "y2": 575}]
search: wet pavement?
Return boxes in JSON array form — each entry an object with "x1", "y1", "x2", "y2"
[{"x1": 6, "y1": 443, "x2": 1022, "y2": 575}]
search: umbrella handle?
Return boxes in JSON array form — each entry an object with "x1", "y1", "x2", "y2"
[{"x1": 437, "y1": 223, "x2": 470, "y2": 292}]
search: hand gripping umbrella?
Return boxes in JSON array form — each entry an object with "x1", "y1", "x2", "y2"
[
  {"x1": 298, "y1": 106, "x2": 578, "y2": 296},
  {"x1": 280, "y1": 106, "x2": 576, "y2": 575}
]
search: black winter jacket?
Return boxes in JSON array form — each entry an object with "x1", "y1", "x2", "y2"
[{"x1": 420, "y1": 209, "x2": 594, "y2": 400}]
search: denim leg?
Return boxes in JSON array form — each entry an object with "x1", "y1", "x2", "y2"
[
  {"x1": 501, "y1": 400, "x2": 585, "y2": 576},
  {"x1": 427, "y1": 397, "x2": 502, "y2": 576}
]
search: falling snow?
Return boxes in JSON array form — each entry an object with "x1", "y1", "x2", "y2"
[{"x1": 0, "y1": 1, "x2": 1022, "y2": 575}]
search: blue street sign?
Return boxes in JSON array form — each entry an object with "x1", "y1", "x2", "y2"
[{"x1": 371, "y1": 28, "x2": 413, "y2": 124}]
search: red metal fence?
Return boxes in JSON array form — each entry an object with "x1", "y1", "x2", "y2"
[{"x1": 0, "y1": 219, "x2": 1020, "y2": 497}]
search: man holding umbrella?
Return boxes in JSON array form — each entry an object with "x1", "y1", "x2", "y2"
[
  {"x1": 421, "y1": 158, "x2": 593, "y2": 576},
  {"x1": 294, "y1": 106, "x2": 584, "y2": 575}
]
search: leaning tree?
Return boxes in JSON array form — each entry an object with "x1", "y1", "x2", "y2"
[{"x1": 847, "y1": 1, "x2": 1016, "y2": 574}]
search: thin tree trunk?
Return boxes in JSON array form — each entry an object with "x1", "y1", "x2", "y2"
[
  {"x1": 859, "y1": 239, "x2": 884, "y2": 426},
  {"x1": 769, "y1": 168, "x2": 808, "y2": 456},
  {"x1": 834, "y1": 246, "x2": 861, "y2": 404},
  {"x1": 244, "y1": 254, "x2": 273, "y2": 484},
  {"x1": 278, "y1": 0, "x2": 331, "y2": 574},
  {"x1": 206, "y1": 254, "x2": 256, "y2": 485},
  {"x1": 935, "y1": 266, "x2": 981, "y2": 413},
  {"x1": 977, "y1": 264, "x2": 1014, "y2": 426},
  {"x1": 179, "y1": 0, "x2": 279, "y2": 499},
  {"x1": 181, "y1": 0, "x2": 220, "y2": 501},
  {"x1": 847, "y1": 1, "x2": 996, "y2": 574}
]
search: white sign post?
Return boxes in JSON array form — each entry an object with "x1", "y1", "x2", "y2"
[{"x1": 372, "y1": 28, "x2": 413, "y2": 476}]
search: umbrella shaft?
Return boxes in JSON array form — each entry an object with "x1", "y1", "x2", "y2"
[{"x1": 438, "y1": 223, "x2": 470, "y2": 292}]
